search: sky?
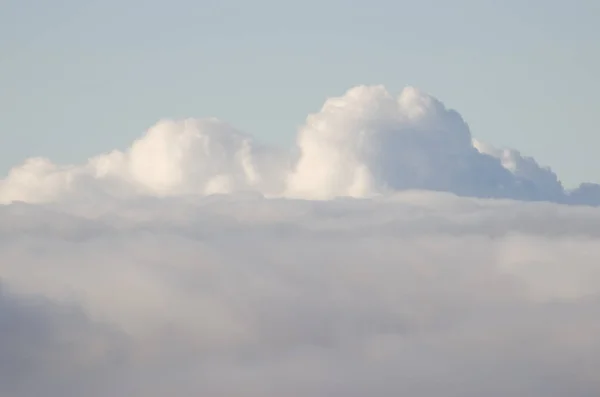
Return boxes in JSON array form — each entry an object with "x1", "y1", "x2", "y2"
[
  {"x1": 2, "y1": 0, "x2": 599, "y2": 187},
  {"x1": 4, "y1": 2, "x2": 600, "y2": 395}
]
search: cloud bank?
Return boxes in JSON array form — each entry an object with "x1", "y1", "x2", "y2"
[
  {"x1": 2, "y1": 194, "x2": 600, "y2": 396},
  {"x1": 3, "y1": 85, "x2": 600, "y2": 395},
  {"x1": 1, "y1": 85, "x2": 598, "y2": 204}
]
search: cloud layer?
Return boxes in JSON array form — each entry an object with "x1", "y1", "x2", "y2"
[
  {"x1": 1, "y1": 85, "x2": 598, "y2": 204},
  {"x1": 3, "y1": 85, "x2": 600, "y2": 395},
  {"x1": 2, "y1": 194, "x2": 600, "y2": 396}
]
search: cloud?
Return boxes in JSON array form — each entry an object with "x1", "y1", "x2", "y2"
[
  {"x1": 1, "y1": 194, "x2": 600, "y2": 395},
  {"x1": 287, "y1": 85, "x2": 521, "y2": 200},
  {"x1": 0, "y1": 118, "x2": 287, "y2": 204},
  {"x1": 0, "y1": 283, "x2": 128, "y2": 397},
  {"x1": 2, "y1": 85, "x2": 600, "y2": 395},
  {"x1": 472, "y1": 139, "x2": 565, "y2": 201},
  {"x1": 1, "y1": 84, "x2": 599, "y2": 205}
]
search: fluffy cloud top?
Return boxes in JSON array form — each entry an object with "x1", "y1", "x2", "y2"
[
  {"x1": 0, "y1": 119, "x2": 286, "y2": 204},
  {"x1": 288, "y1": 85, "x2": 515, "y2": 199},
  {"x1": 2, "y1": 194, "x2": 600, "y2": 396},
  {"x1": 1, "y1": 85, "x2": 598, "y2": 204}
]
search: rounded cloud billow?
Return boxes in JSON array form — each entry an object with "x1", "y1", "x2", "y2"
[
  {"x1": 1, "y1": 85, "x2": 598, "y2": 205},
  {"x1": 287, "y1": 85, "x2": 514, "y2": 199}
]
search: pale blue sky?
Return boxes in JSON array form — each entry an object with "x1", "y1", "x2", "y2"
[{"x1": 2, "y1": 0, "x2": 598, "y2": 187}]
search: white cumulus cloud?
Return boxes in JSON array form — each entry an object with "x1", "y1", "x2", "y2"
[
  {"x1": 0, "y1": 118, "x2": 287, "y2": 204},
  {"x1": 287, "y1": 85, "x2": 510, "y2": 199},
  {"x1": 1, "y1": 84, "x2": 599, "y2": 205}
]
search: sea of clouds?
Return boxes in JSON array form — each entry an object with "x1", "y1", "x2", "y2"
[{"x1": 2, "y1": 85, "x2": 600, "y2": 396}]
